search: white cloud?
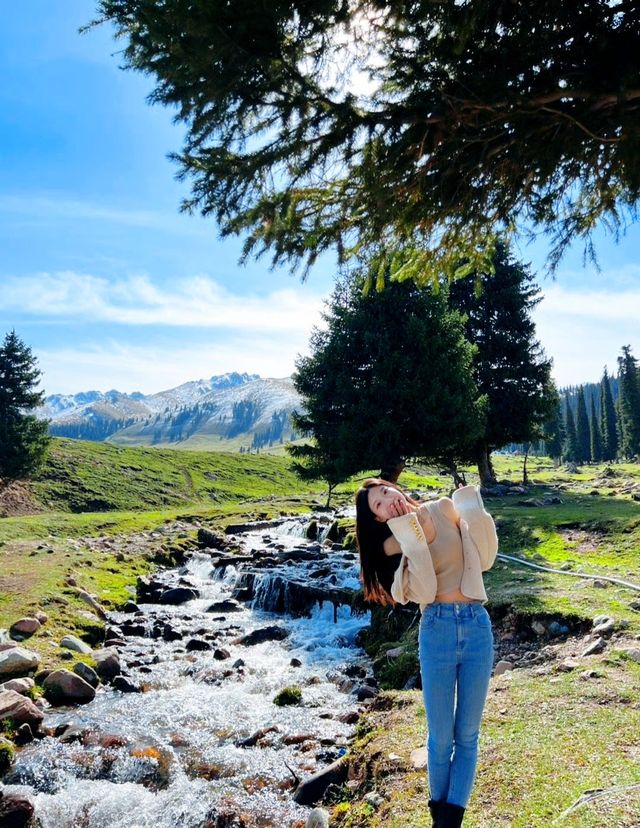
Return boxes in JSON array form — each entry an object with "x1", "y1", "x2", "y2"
[
  {"x1": 36, "y1": 336, "x2": 313, "y2": 395},
  {"x1": 1, "y1": 271, "x2": 326, "y2": 334},
  {"x1": 532, "y1": 284, "x2": 640, "y2": 387}
]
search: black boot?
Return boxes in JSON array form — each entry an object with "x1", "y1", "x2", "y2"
[
  {"x1": 438, "y1": 801, "x2": 465, "y2": 827},
  {"x1": 427, "y1": 798, "x2": 443, "y2": 827}
]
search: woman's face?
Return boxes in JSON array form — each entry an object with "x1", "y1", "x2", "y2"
[{"x1": 367, "y1": 484, "x2": 409, "y2": 522}]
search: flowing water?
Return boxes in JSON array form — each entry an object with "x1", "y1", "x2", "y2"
[{"x1": 3, "y1": 514, "x2": 370, "y2": 828}]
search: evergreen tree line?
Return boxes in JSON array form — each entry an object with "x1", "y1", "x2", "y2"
[{"x1": 545, "y1": 347, "x2": 640, "y2": 464}]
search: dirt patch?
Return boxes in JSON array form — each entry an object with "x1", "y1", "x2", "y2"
[
  {"x1": 559, "y1": 527, "x2": 602, "y2": 554},
  {"x1": 0, "y1": 481, "x2": 43, "y2": 517}
]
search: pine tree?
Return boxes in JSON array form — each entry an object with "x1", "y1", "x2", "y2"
[
  {"x1": 563, "y1": 398, "x2": 578, "y2": 464},
  {"x1": 96, "y1": 1, "x2": 640, "y2": 283},
  {"x1": 600, "y1": 367, "x2": 619, "y2": 461},
  {"x1": 447, "y1": 240, "x2": 557, "y2": 486},
  {"x1": 288, "y1": 273, "x2": 486, "y2": 486},
  {"x1": 0, "y1": 331, "x2": 51, "y2": 484},
  {"x1": 617, "y1": 345, "x2": 640, "y2": 459},
  {"x1": 575, "y1": 386, "x2": 591, "y2": 463},
  {"x1": 543, "y1": 399, "x2": 565, "y2": 465},
  {"x1": 589, "y1": 396, "x2": 603, "y2": 463}
]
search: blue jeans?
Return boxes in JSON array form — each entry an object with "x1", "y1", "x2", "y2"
[{"x1": 418, "y1": 601, "x2": 494, "y2": 808}]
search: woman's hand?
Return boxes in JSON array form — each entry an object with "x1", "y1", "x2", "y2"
[{"x1": 389, "y1": 495, "x2": 411, "y2": 518}]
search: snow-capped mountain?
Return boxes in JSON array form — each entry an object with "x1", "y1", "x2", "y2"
[{"x1": 37, "y1": 373, "x2": 305, "y2": 449}]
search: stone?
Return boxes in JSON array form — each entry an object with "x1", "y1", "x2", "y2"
[
  {"x1": 548, "y1": 621, "x2": 569, "y2": 636},
  {"x1": 0, "y1": 646, "x2": 40, "y2": 680},
  {"x1": 112, "y1": 675, "x2": 141, "y2": 693},
  {"x1": 43, "y1": 669, "x2": 96, "y2": 705},
  {"x1": 385, "y1": 647, "x2": 405, "y2": 659},
  {"x1": 73, "y1": 662, "x2": 100, "y2": 688},
  {"x1": 306, "y1": 808, "x2": 330, "y2": 828},
  {"x1": 93, "y1": 647, "x2": 121, "y2": 681},
  {"x1": 531, "y1": 621, "x2": 546, "y2": 635},
  {"x1": 214, "y1": 648, "x2": 231, "y2": 660},
  {"x1": 581, "y1": 637, "x2": 607, "y2": 657},
  {"x1": 493, "y1": 660, "x2": 515, "y2": 676},
  {"x1": 186, "y1": 639, "x2": 212, "y2": 652},
  {"x1": 618, "y1": 648, "x2": 640, "y2": 663},
  {"x1": 0, "y1": 677, "x2": 35, "y2": 695},
  {"x1": 592, "y1": 579, "x2": 608, "y2": 588},
  {"x1": 592, "y1": 616, "x2": 615, "y2": 635},
  {"x1": 13, "y1": 723, "x2": 35, "y2": 745},
  {"x1": 293, "y1": 757, "x2": 349, "y2": 806},
  {"x1": 60, "y1": 634, "x2": 93, "y2": 654},
  {"x1": 0, "y1": 689, "x2": 44, "y2": 731},
  {"x1": 9, "y1": 618, "x2": 41, "y2": 640},
  {"x1": 158, "y1": 587, "x2": 200, "y2": 604},
  {"x1": 206, "y1": 599, "x2": 244, "y2": 614},
  {"x1": 35, "y1": 611, "x2": 49, "y2": 625},
  {"x1": 0, "y1": 791, "x2": 35, "y2": 828},
  {"x1": 290, "y1": 657, "x2": 303, "y2": 667},
  {"x1": 364, "y1": 791, "x2": 384, "y2": 808},
  {"x1": 235, "y1": 626, "x2": 289, "y2": 646},
  {"x1": 410, "y1": 746, "x2": 427, "y2": 770}
]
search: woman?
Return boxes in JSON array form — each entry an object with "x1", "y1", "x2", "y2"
[{"x1": 354, "y1": 478, "x2": 499, "y2": 828}]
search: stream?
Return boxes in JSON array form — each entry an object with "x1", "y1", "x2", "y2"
[{"x1": 3, "y1": 511, "x2": 372, "y2": 828}]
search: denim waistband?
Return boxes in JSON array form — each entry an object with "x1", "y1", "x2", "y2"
[{"x1": 423, "y1": 602, "x2": 485, "y2": 618}]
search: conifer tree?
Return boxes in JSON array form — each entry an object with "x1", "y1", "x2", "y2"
[
  {"x1": 95, "y1": 1, "x2": 640, "y2": 284},
  {"x1": 447, "y1": 241, "x2": 556, "y2": 486},
  {"x1": 600, "y1": 367, "x2": 618, "y2": 462},
  {"x1": 0, "y1": 331, "x2": 50, "y2": 485},
  {"x1": 575, "y1": 386, "x2": 591, "y2": 463},
  {"x1": 617, "y1": 345, "x2": 640, "y2": 459},
  {"x1": 589, "y1": 396, "x2": 603, "y2": 464},
  {"x1": 563, "y1": 398, "x2": 578, "y2": 464},
  {"x1": 543, "y1": 400, "x2": 565, "y2": 465},
  {"x1": 288, "y1": 273, "x2": 486, "y2": 485}
]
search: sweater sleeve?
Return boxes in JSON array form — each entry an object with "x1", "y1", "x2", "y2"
[
  {"x1": 451, "y1": 485, "x2": 498, "y2": 570},
  {"x1": 386, "y1": 511, "x2": 436, "y2": 604}
]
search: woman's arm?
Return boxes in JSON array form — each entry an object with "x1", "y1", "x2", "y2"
[{"x1": 451, "y1": 485, "x2": 498, "y2": 570}]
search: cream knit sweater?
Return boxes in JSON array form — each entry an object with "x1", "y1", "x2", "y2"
[{"x1": 387, "y1": 484, "x2": 498, "y2": 609}]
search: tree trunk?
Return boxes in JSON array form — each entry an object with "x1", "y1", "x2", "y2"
[
  {"x1": 448, "y1": 462, "x2": 466, "y2": 488},
  {"x1": 522, "y1": 442, "x2": 530, "y2": 485},
  {"x1": 379, "y1": 460, "x2": 406, "y2": 483},
  {"x1": 325, "y1": 483, "x2": 335, "y2": 508},
  {"x1": 476, "y1": 443, "x2": 498, "y2": 488}
]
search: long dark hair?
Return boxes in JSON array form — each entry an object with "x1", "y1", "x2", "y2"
[{"x1": 354, "y1": 478, "x2": 421, "y2": 605}]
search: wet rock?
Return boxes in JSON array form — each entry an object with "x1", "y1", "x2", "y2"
[
  {"x1": 236, "y1": 725, "x2": 280, "y2": 748},
  {"x1": 235, "y1": 625, "x2": 289, "y2": 646},
  {"x1": 274, "y1": 686, "x2": 302, "y2": 706},
  {"x1": 60, "y1": 634, "x2": 93, "y2": 654},
  {"x1": 112, "y1": 675, "x2": 141, "y2": 693},
  {"x1": 43, "y1": 669, "x2": 96, "y2": 705},
  {"x1": 0, "y1": 647, "x2": 40, "y2": 680},
  {"x1": 93, "y1": 647, "x2": 121, "y2": 680},
  {"x1": 214, "y1": 648, "x2": 231, "y2": 660},
  {"x1": 582, "y1": 637, "x2": 607, "y2": 657},
  {"x1": 290, "y1": 657, "x2": 303, "y2": 668},
  {"x1": 186, "y1": 639, "x2": 212, "y2": 652},
  {"x1": 0, "y1": 677, "x2": 35, "y2": 695},
  {"x1": 198, "y1": 527, "x2": 232, "y2": 550},
  {"x1": 0, "y1": 689, "x2": 44, "y2": 731},
  {"x1": 293, "y1": 756, "x2": 349, "y2": 805},
  {"x1": 123, "y1": 601, "x2": 140, "y2": 613},
  {"x1": 73, "y1": 662, "x2": 100, "y2": 688},
  {"x1": 0, "y1": 790, "x2": 35, "y2": 827},
  {"x1": 9, "y1": 617, "x2": 41, "y2": 640},
  {"x1": 355, "y1": 686, "x2": 378, "y2": 701},
  {"x1": 162, "y1": 625, "x2": 183, "y2": 642},
  {"x1": 206, "y1": 600, "x2": 244, "y2": 613},
  {"x1": 136, "y1": 575, "x2": 166, "y2": 602},
  {"x1": 13, "y1": 723, "x2": 35, "y2": 745},
  {"x1": 159, "y1": 587, "x2": 200, "y2": 605}
]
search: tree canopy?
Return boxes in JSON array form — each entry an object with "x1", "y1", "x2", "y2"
[
  {"x1": 288, "y1": 273, "x2": 486, "y2": 484},
  {"x1": 94, "y1": 0, "x2": 640, "y2": 283}
]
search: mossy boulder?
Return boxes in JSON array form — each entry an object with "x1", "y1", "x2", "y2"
[
  {"x1": 273, "y1": 686, "x2": 302, "y2": 706},
  {"x1": 0, "y1": 735, "x2": 16, "y2": 774}
]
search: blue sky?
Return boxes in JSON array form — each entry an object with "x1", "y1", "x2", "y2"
[{"x1": 1, "y1": 2, "x2": 639, "y2": 395}]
